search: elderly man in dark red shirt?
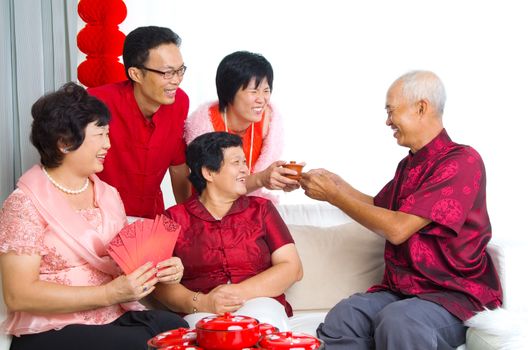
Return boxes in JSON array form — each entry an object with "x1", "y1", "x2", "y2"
[{"x1": 300, "y1": 71, "x2": 502, "y2": 350}]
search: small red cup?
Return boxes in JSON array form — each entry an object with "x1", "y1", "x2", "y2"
[{"x1": 282, "y1": 161, "x2": 304, "y2": 180}]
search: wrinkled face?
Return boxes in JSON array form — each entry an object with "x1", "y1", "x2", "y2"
[
  {"x1": 207, "y1": 146, "x2": 249, "y2": 198},
  {"x1": 133, "y1": 43, "x2": 184, "y2": 111},
  {"x1": 385, "y1": 82, "x2": 422, "y2": 150},
  {"x1": 228, "y1": 77, "x2": 271, "y2": 123},
  {"x1": 64, "y1": 121, "x2": 110, "y2": 175}
]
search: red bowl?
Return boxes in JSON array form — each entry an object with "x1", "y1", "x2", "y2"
[
  {"x1": 148, "y1": 328, "x2": 197, "y2": 348},
  {"x1": 195, "y1": 313, "x2": 260, "y2": 350},
  {"x1": 258, "y1": 331, "x2": 323, "y2": 349}
]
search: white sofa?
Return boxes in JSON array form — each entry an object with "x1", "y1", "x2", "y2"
[{"x1": 0, "y1": 202, "x2": 525, "y2": 349}]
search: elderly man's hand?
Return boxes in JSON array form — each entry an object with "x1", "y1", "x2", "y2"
[{"x1": 300, "y1": 168, "x2": 344, "y2": 203}]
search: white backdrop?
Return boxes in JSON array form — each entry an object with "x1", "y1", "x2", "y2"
[{"x1": 108, "y1": 0, "x2": 528, "y2": 242}]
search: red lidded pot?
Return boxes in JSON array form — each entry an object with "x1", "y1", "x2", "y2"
[
  {"x1": 258, "y1": 331, "x2": 323, "y2": 349},
  {"x1": 196, "y1": 312, "x2": 260, "y2": 349}
]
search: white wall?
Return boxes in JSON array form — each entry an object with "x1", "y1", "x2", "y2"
[{"x1": 109, "y1": 0, "x2": 528, "y2": 242}]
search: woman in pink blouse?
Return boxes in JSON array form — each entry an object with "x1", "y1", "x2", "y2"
[
  {"x1": 0, "y1": 83, "x2": 187, "y2": 350},
  {"x1": 155, "y1": 131, "x2": 303, "y2": 330}
]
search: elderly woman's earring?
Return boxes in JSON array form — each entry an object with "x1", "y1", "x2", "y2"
[{"x1": 61, "y1": 147, "x2": 70, "y2": 154}]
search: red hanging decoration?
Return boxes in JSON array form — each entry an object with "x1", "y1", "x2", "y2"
[{"x1": 77, "y1": 0, "x2": 127, "y2": 88}]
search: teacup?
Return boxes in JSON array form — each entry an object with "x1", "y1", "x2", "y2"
[{"x1": 282, "y1": 161, "x2": 304, "y2": 180}]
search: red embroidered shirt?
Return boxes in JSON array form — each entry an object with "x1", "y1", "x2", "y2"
[
  {"x1": 88, "y1": 81, "x2": 189, "y2": 218},
  {"x1": 368, "y1": 129, "x2": 503, "y2": 320},
  {"x1": 165, "y1": 195, "x2": 295, "y2": 316}
]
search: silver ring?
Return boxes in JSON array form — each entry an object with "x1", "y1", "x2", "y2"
[{"x1": 142, "y1": 285, "x2": 148, "y2": 292}]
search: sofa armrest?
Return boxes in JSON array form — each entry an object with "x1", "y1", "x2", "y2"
[
  {"x1": 487, "y1": 239, "x2": 527, "y2": 312},
  {"x1": 0, "y1": 271, "x2": 12, "y2": 349}
]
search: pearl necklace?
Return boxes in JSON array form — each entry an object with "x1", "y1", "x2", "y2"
[
  {"x1": 42, "y1": 167, "x2": 89, "y2": 195},
  {"x1": 223, "y1": 112, "x2": 254, "y2": 172}
]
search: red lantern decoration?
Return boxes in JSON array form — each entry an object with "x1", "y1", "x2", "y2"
[
  {"x1": 77, "y1": 0, "x2": 127, "y2": 88},
  {"x1": 78, "y1": 0, "x2": 127, "y2": 24},
  {"x1": 78, "y1": 58, "x2": 126, "y2": 88},
  {"x1": 77, "y1": 24, "x2": 125, "y2": 56}
]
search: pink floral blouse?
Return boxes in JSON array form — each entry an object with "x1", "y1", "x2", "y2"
[{"x1": 0, "y1": 189, "x2": 125, "y2": 336}]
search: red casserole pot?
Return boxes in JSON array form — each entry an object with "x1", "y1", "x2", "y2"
[
  {"x1": 258, "y1": 331, "x2": 323, "y2": 349},
  {"x1": 195, "y1": 313, "x2": 260, "y2": 349},
  {"x1": 147, "y1": 328, "x2": 197, "y2": 349}
]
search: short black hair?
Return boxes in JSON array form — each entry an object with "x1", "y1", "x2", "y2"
[
  {"x1": 30, "y1": 82, "x2": 110, "y2": 168},
  {"x1": 216, "y1": 51, "x2": 274, "y2": 111},
  {"x1": 186, "y1": 132, "x2": 243, "y2": 194},
  {"x1": 123, "y1": 26, "x2": 182, "y2": 81}
]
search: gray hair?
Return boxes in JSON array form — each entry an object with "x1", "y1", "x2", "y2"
[{"x1": 394, "y1": 70, "x2": 446, "y2": 115}]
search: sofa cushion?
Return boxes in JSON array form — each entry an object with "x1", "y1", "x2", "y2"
[
  {"x1": 285, "y1": 222, "x2": 385, "y2": 312},
  {"x1": 465, "y1": 328, "x2": 502, "y2": 350}
]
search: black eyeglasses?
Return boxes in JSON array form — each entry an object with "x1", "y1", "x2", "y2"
[{"x1": 139, "y1": 65, "x2": 187, "y2": 79}]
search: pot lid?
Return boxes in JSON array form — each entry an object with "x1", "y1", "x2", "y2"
[
  {"x1": 159, "y1": 346, "x2": 204, "y2": 350},
  {"x1": 258, "y1": 332, "x2": 321, "y2": 349},
  {"x1": 195, "y1": 312, "x2": 259, "y2": 331},
  {"x1": 148, "y1": 328, "x2": 197, "y2": 347},
  {"x1": 259, "y1": 323, "x2": 279, "y2": 336}
]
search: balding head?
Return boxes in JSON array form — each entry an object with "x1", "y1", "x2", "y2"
[
  {"x1": 390, "y1": 71, "x2": 446, "y2": 117},
  {"x1": 385, "y1": 71, "x2": 446, "y2": 153}
]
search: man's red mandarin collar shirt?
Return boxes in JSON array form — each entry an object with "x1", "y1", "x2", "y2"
[
  {"x1": 369, "y1": 129, "x2": 502, "y2": 321},
  {"x1": 88, "y1": 81, "x2": 189, "y2": 218}
]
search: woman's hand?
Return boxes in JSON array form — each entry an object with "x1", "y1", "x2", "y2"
[
  {"x1": 201, "y1": 284, "x2": 244, "y2": 314},
  {"x1": 156, "y1": 257, "x2": 184, "y2": 284},
  {"x1": 256, "y1": 161, "x2": 301, "y2": 191},
  {"x1": 105, "y1": 262, "x2": 158, "y2": 305}
]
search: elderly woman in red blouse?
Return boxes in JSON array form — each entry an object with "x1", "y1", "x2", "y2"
[{"x1": 154, "y1": 131, "x2": 303, "y2": 330}]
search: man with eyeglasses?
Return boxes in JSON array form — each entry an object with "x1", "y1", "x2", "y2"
[{"x1": 88, "y1": 26, "x2": 191, "y2": 219}]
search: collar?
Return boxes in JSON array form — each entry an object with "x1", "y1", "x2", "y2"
[
  {"x1": 184, "y1": 194, "x2": 250, "y2": 222},
  {"x1": 408, "y1": 129, "x2": 452, "y2": 166}
]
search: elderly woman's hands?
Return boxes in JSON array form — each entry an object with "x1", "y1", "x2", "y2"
[
  {"x1": 156, "y1": 257, "x2": 184, "y2": 284},
  {"x1": 255, "y1": 161, "x2": 301, "y2": 192},
  {"x1": 201, "y1": 284, "x2": 245, "y2": 314},
  {"x1": 105, "y1": 262, "x2": 158, "y2": 305},
  {"x1": 300, "y1": 168, "x2": 345, "y2": 203}
]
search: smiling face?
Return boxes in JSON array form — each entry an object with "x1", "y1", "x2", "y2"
[
  {"x1": 385, "y1": 81, "x2": 423, "y2": 152},
  {"x1": 130, "y1": 43, "x2": 184, "y2": 117},
  {"x1": 206, "y1": 146, "x2": 249, "y2": 199},
  {"x1": 227, "y1": 77, "x2": 271, "y2": 125},
  {"x1": 63, "y1": 121, "x2": 110, "y2": 176}
]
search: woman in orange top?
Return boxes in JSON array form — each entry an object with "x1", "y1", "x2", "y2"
[{"x1": 185, "y1": 51, "x2": 299, "y2": 201}]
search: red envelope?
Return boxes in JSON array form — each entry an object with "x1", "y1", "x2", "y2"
[{"x1": 107, "y1": 215, "x2": 181, "y2": 274}]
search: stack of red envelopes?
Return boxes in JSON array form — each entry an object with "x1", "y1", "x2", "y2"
[{"x1": 107, "y1": 215, "x2": 181, "y2": 274}]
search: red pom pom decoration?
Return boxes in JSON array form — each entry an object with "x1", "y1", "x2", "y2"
[
  {"x1": 78, "y1": 58, "x2": 126, "y2": 88},
  {"x1": 77, "y1": 0, "x2": 127, "y2": 88},
  {"x1": 78, "y1": 0, "x2": 127, "y2": 25}
]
